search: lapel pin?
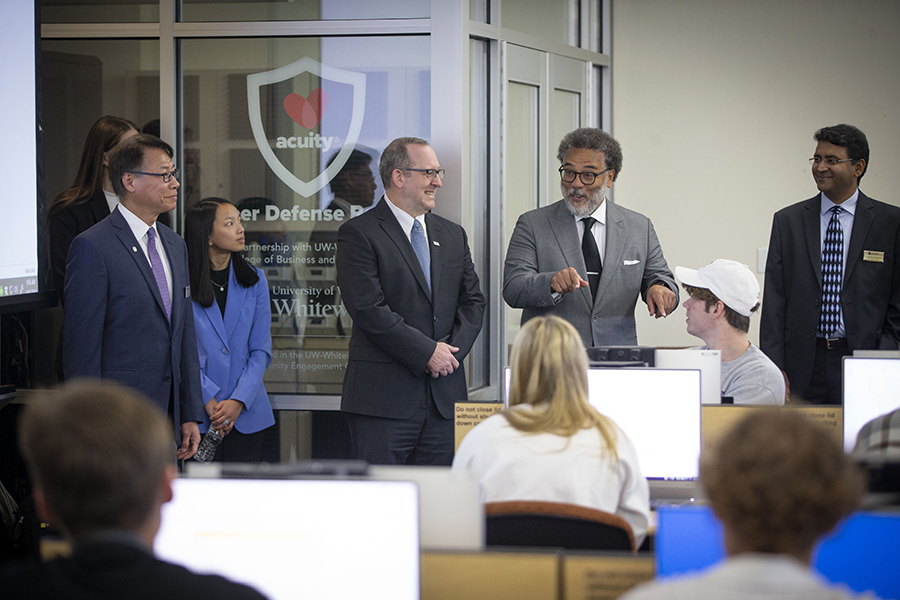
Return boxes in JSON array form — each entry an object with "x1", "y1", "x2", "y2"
[
  {"x1": 132, "y1": 246, "x2": 138, "y2": 252},
  {"x1": 433, "y1": 240, "x2": 440, "y2": 246}
]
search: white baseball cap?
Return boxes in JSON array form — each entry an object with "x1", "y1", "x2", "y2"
[{"x1": 675, "y1": 259, "x2": 760, "y2": 317}]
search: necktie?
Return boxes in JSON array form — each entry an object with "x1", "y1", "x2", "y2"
[
  {"x1": 819, "y1": 206, "x2": 844, "y2": 337},
  {"x1": 147, "y1": 227, "x2": 172, "y2": 320},
  {"x1": 411, "y1": 219, "x2": 431, "y2": 292},
  {"x1": 581, "y1": 216, "x2": 602, "y2": 299}
]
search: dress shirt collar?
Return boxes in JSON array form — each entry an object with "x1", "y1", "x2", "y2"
[
  {"x1": 820, "y1": 188, "x2": 858, "y2": 217},
  {"x1": 117, "y1": 202, "x2": 160, "y2": 243},
  {"x1": 384, "y1": 193, "x2": 427, "y2": 241},
  {"x1": 572, "y1": 197, "x2": 608, "y2": 226}
]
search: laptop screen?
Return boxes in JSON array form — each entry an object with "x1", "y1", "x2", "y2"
[{"x1": 843, "y1": 357, "x2": 900, "y2": 452}]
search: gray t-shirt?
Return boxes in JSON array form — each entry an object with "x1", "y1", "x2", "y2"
[{"x1": 716, "y1": 344, "x2": 785, "y2": 405}]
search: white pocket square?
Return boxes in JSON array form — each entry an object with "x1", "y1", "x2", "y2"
[{"x1": 623, "y1": 259, "x2": 641, "y2": 266}]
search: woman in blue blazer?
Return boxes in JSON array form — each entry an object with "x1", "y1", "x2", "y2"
[{"x1": 185, "y1": 197, "x2": 274, "y2": 461}]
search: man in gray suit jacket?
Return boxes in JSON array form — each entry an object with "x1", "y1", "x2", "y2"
[
  {"x1": 761, "y1": 124, "x2": 900, "y2": 404},
  {"x1": 64, "y1": 134, "x2": 203, "y2": 459},
  {"x1": 503, "y1": 128, "x2": 678, "y2": 348}
]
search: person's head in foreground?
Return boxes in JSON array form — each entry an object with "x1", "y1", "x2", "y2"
[
  {"x1": 506, "y1": 315, "x2": 617, "y2": 452},
  {"x1": 703, "y1": 409, "x2": 864, "y2": 563},
  {"x1": 18, "y1": 379, "x2": 175, "y2": 545}
]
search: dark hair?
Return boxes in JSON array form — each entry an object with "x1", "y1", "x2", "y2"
[
  {"x1": 108, "y1": 134, "x2": 175, "y2": 198},
  {"x1": 185, "y1": 197, "x2": 259, "y2": 308},
  {"x1": 48, "y1": 116, "x2": 139, "y2": 216},
  {"x1": 379, "y1": 137, "x2": 429, "y2": 188},
  {"x1": 557, "y1": 128, "x2": 623, "y2": 182},
  {"x1": 328, "y1": 149, "x2": 373, "y2": 197},
  {"x1": 682, "y1": 284, "x2": 757, "y2": 333},
  {"x1": 18, "y1": 380, "x2": 173, "y2": 538},
  {"x1": 814, "y1": 124, "x2": 869, "y2": 181}
]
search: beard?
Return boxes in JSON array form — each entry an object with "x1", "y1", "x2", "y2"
[{"x1": 563, "y1": 183, "x2": 608, "y2": 217}]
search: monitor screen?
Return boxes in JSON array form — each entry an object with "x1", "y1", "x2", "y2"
[
  {"x1": 843, "y1": 357, "x2": 900, "y2": 452},
  {"x1": 655, "y1": 505, "x2": 900, "y2": 600},
  {"x1": 586, "y1": 368, "x2": 701, "y2": 479},
  {"x1": 504, "y1": 367, "x2": 701, "y2": 479},
  {"x1": 155, "y1": 478, "x2": 420, "y2": 600},
  {"x1": 0, "y1": 2, "x2": 46, "y2": 311},
  {"x1": 655, "y1": 348, "x2": 722, "y2": 405}
]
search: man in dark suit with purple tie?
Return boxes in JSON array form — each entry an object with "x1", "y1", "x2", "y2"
[{"x1": 63, "y1": 134, "x2": 204, "y2": 459}]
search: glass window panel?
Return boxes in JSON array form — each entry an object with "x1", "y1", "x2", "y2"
[
  {"x1": 181, "y1": 35, "x2": 430, "y2": 395},
  {"x1": 504, "y1": 81, "x2": 538, "y2": 350},
  {"x1": 42, "y1": 0, "x2": 159, "y2": 24},
  {"x1": 501, "y1": 0, "x2": 576, "y2": 47},
  {"x1": 469, "y1": 0, "x2": 489, "y2": 24},
  {"x1": 552, "y1": 89, "x2": 580, "y2": 159},
  {"x1": 468, "y1": 38, "x2": 489, "y2": 389},
  {"x1": 180, "y1": 0, "x2": 429, "y2": 23},
  {"x1": 42, "y1": 40, "x2": 161, "y2": 209}
]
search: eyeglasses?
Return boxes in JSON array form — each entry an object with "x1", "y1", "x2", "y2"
[
  {"x1": 403, "y1": 168, "x2": 445, "y2": 181},
  {"x1": 559, "y1": 166, "x2": 611, "y2": 185},
  {"x1": 131, "y1": 169, "x2": 180, "y2": 183},
  {"x1": 809, "y1": 157, "x2": 855, "y2": 167}
]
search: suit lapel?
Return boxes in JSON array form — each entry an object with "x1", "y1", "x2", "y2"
[
  {"x1": 845, "y1": 192, "x2": 874, "y2": 281},
  {"x1": 425, "y1": 213, "x2": 442, "y2": 297},
  {"x1": 376, "y1": 199, "x2": 432, "y2": 301},
  {"x1": 802, "y1": 196, "x2": 823, "y2": 287},
  {"x1": 596, "y1": 202, "x2": 625, "y2": 307},
  {"x1": 110, "y1": 208, "x2": 171, "y2": 325},
  {"x1": 548, "y1": 201, "x2": 592, "y2": 310}
]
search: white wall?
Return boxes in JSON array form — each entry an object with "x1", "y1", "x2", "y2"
[{"x1": 611, "y1": 0, "x2": 900, "y2": 348}]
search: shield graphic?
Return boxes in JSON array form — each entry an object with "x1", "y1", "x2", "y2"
[{"x1": 247, "y1": 57, "x2": 366, "y2": 198}]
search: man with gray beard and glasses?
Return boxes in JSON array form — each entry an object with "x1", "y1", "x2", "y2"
[{"x1": 503, "y1": 128, "x2": 678, "y2": 347}]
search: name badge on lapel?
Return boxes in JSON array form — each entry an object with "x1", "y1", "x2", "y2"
[
  {"x1": 863, "y1": 251, "x2": 885, "y2": 263},
  {"x1": 185, "y1": 285, "x2": 191, "y2": 298}
]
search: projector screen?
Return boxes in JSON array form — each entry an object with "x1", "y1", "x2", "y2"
[
  {"x1": 843, "y1": 357, "x2": 900, "y2": 452},
  {"x1": 155, "y1": 478, "x2": 420, "y2": 600},
  {"x1": 0, "y1": 2, "x2": 48, "y2": 312}
]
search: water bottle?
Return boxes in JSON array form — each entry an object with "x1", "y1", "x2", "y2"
[{"x1": 194, "y1": 427, "x2": 223, "y2": 462}]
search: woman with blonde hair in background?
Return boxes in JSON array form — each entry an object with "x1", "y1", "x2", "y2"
[{"x1": 452, "y1": 315, "x2": 650, "y2": 544}]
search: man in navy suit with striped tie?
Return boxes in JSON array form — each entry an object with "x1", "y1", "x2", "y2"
[{"x1": 762, "y1": 124, "x2": 900, "y2": 404}]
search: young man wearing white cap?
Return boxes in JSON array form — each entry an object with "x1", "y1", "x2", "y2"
[{"x1": 676, "y1": 259, "x2": 785, "y2": 405}]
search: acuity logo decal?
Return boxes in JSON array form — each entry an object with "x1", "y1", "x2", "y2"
[{"x1": 247, "y1": 58, "x2": 366, "y2": 198}]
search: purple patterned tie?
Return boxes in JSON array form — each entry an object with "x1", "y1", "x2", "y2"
[{"x1": 147, "y1": 227, "x2": 172, "y2": 320}]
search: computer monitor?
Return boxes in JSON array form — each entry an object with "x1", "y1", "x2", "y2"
[
  {"x1": 586, "y1": 368, "x2": 701, "y2": 479},
  {"x1": 655, "y1": 348, "x2": 722, "y2": 405},
  {"x1": 503, "y1": 367, "x2": 701, "y2": 479},
  {"x1": 368, "y1": 465, "x2": 484, "y2": 550},
  {"x1": 655, "y1": 505, "x2": 900, "y2": 600},
  {"x1": 155, "y1": 478, "x2": 420, "y2": 600},
  {"x1": 843, "y1": 357, "x2": 900, "y2": 452}
]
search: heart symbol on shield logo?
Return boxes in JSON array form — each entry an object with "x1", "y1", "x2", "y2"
[{"x1": 283, "y1": 89, "x2": 329, "y2": 129}]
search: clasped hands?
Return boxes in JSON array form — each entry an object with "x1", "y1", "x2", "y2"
[{"x1": 426, "y1": 342, "x2": 459, "y2": 378}]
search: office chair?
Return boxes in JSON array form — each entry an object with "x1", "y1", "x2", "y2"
[{"x1": 484, "y1": 500, "x2": 635, "y2": 552}]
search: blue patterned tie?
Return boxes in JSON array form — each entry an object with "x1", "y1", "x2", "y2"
[
  {"x1": 147, "y1": 227, "x2": 172, "y2": 320},
  {"x1": 410, "y1": 219, "x2": 431, "y2": 292},
  {"x1": 819, "y1": 206, "x2": 844, "y2": 336}
]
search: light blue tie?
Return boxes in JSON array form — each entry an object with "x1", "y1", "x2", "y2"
[{"x1": 410, "y1": 219, "x2": 431, "y2": 292}]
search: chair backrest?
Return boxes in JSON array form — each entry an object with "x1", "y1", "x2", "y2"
[{"x1": 484, "y1": 500, "x2": 635, "y2": 552}]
